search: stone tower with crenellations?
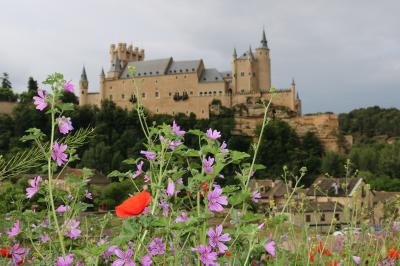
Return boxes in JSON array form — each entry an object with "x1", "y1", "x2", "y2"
[{"x1": 79, "y1": 29, "x2": 301, "y2": 118}]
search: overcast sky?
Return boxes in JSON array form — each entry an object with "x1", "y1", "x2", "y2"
[{"x1": 1, "y1": 0, "x2": 399, "y2": 114}]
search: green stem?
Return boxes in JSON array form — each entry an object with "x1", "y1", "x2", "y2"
[{"x1": 47, "y1": 94, "x2": 66, "y2": 256}]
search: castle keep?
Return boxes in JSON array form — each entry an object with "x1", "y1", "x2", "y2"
[{"x1": 79, "y1": 30, "x2": 302, "y2": 119}]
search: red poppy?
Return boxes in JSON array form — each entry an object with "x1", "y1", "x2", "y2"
[
  {"x1": 115, "y1": 191, "x2": 152, "y2": 218},
  {"x1": 308, "y1": 251, "x2": 315, "y2": 263},
  {"x1": 225, "y1": 251, "x2": 231, "y2": 257},
  {"x1": 317, "y1": 242, "x2": 332, "y2": 256},
  {"x1": 1, "y1": 247, "x2": 12, "y2": 258},
  {"x1": 326, "y1": 261, "x2": 339, "y2": 266},
  {"x1": 387, "y1": 247, "x2": 400, "y2": 260}
]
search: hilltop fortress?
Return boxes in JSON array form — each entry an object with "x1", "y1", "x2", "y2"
[{"x1": 79, "y1": 30, "x2": 351, "y2": 152}]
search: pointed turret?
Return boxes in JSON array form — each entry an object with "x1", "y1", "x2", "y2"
[
  {"x1": 248, "y1": 45, "x2": 254, "y2": 60},
  {"x1": 233, "y1": 47, "x2": 237, "y2": 59},
  {"x1": 81, "y1": 66, "x2": 88, "y2": 81},
  {"x1": 100, "y1": 68, "x2": 105, "y2": 78},
  {"x1": 291, "y1": 78, "x2": 296, "y2": 87},
  {"x1": 108, "y1": 56, "x2": 122, "y2": 79},
  {"x1": 260, "y1": 28, "x2": 268, "y2": 49}
]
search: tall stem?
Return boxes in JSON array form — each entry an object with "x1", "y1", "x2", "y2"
[{"x1": 47, "y1": 94, "x2": 66, "y2": 256}]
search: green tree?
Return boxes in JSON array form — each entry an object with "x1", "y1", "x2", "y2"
[
  {"x1": 321, "y1": 152, "x2": 345, "y2": 177},
  {"x1": 27, "y1": 77, "x2": 38, "y2": 92},
  {"x1": 1, "y1": 72, "x2": 12, "y2": 89}
]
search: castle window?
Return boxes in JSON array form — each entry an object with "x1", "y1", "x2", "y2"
[
  {"x1": 241, "y1": 89, "x2": 244, "y2": 93},
  {"x1": 253, "y1": 72, "x2": 256, "y2": 77},
  {"x1": 156, "y1": 71, "x2": 159, "y2": 74},
  {"x1": 184, "y1": 75, "x2": 187, "y2": 78},
  {"x1": 169, "y1": 92, "x2": 172, "y2": 96},
  {"x1": 179, "y1": 69, "x2": 182, "y2": 72},
  {"x1": 149, "y1": 72, "x2": 152, "y2": 75},
  {"x1": 174, "y1": 70, "x2": 176, "y2": 73},
  {"x1": 127, "y1": 74, "x2": 130, "y2": 78},
  {"x1": 192, "y1": 68, "x2": 195, "y2": 71},
  {"x1": 227, "y1": 74, "x2": 230, "y2": 77},
  {"x1": 248, "y1": 72, "x2": 251, "y2": 75},
  {"x1": 121, "y1": 94, "x2": 125, "y2": 99},
  {"x1": 240, "y1": 72, "x2": 244, "y2": 77},
  {"x1": 203, "y1": 78, "x2": 206, "y2": 81},
  {"x1": 320, "y1": 214, "x2": 326, "y2": 222},
  {"x1": 186, "y1": 110, "x2": 189, "y2": 114},
  {"x1": 155, "y1": 91, "x2": 159, "y2": 98},
  {"x1": 215, "y1": 77, "x2": 218, "y2": 80},
  {"x1": 156, "y1": 108, "x2": 159, "y2": 113},
  {"x1": 213, "y1": 91, "x2": 216, "y2": 95},
  {"x1": 169, "y1": 70, "x2": 172, "y2": 73},
  {"x1": 202, "y1": 110, "x2": 204, "y2": 114},
  {"x1": 138, "y1": 73, "x2": 141, "y2": 76},
  {"x1": 172, "y1": 112, "x2": 175, "y2": 115},
  {"x1": 144, "y1": 72, "x2": 147, "y2": 75},
  {"x1": 190, "y1": 91, "x2": 193, "y2": 95},
  {"x1": 155, "y1": 80, "x2": 158, "y2": 83},
  {"x1": 186, "y1": 69, "x2": 189, "y2": 72},
  {"x1": 109, "y1": 95, "x2": 113, "y2": 100},
  {"x1": 209, "y1": 91, "x2": 212, "y2": 95},
  {"x1": 335, "y1": 213, "x2": 340, "y2": 220},
  {"x1": 81, "y1": 91, "x2": 84, "y2": 95},
  {"x1": 176, "y1": 76, "x2": 178, "y2": 79},
  {"x1": 200, "y1": 92, "x2": 203, "y2": 96},
  {"x1": 219, "y1": 91, "x2": 222, "y2": 95},
  {"x1": 141, "y1": 92, "x2": 146, "y2": 98},
  {"x1": 306, "y1": 215, "x2": 311, "y2": 222}
]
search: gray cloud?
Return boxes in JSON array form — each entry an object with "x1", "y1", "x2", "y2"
[{"x1": 0, "y1": 0, "x2": 399, "y2": 113}]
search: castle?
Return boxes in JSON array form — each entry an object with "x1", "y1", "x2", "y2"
[{"x1": 79, "y1": 30, "x2": 302, "y2": 119}]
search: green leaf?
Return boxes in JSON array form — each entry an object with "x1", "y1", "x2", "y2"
[
  {"x1": 231, "y1": 151, "x2": 250, "y2": 162},
  {"x1": 122, "y1": 158, "x2": 139, "y2": 165},
  {"x1": 188, "y1": 129, "x2": 204, "y2": 137},
  {"x1": 60, "y1": 102, "x2": 75, "y2": 112}
]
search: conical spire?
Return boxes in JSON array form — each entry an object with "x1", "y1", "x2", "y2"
[
  {"x1": 291, "y1": 78, "x2": 296, "y2": 87},
  {"x1": 81, "y1": 66, "x2": 88, "y2": 81},
  {"x1": 248, "y1": 45, "x2": 254, "y2": 59},
  {"x1": 233, "y1": 47, "x2": 237, "y2": 58},
  {"x1": 100, "y1": 68, "x2": 105, "y2": 77},
  {"x1": 260, "y1": 28, "x2": 268, "y2": 48}
]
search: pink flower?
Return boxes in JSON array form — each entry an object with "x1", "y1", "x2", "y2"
[
  {"x1": 220, "y1": 141, "x2": 229, "y2": 154},
  {"x1": 207, "y1": 224, "x2": 231, "y2": 253},
  {"x1": 11, "y1": 244, "x2": 28, "y2": 265},
  {"x1": 352, "y1": 256, "x2": 361, "y2": 265},
  {"x1": 143, "y1": 175, "x2": 150, "y2": 183},
  {"x1": 175, "y1": 212, "x2": 189, "y2": 223},
  {"x1": 103, "y1": 245, "x2": 118, "y2": 258},
  {"x1": 207, "y1": 186, "x2": 228, "y2": 212},
  {"x1": 26, "y1": 175, "x2": 41, "y2": 199},
  {"x1": 140, "y1": 254, "x2": 152, "y2": 266},
  {"x1": 168, "y1": 139, "x2": 182, "y2": 150},
  {"x1": 57, "y1": 116, "x2": 74, "y2": 135},
  {"x1": 51, "y1": 142, "x2": 68, "y2": 166},
  {"x1": 56, "y1": 205, "x2": 71, "y2": 213},
  {"x1": 57, "y1": 254, "x2": 74, "y2": 266},
  {"x1": 251, "y1": 191, "x2": 261, "y2": 203},
  {"x1": 148, "y1": 238, "x2": 166, "y2": 256},
  {"x1": 192, "y1": 245, "x2": 218, "y2": 266},
  {"x1": 7, "y1": 220, "x2": 21, "y2": 238},
  {"x1": 85, "y1": 189, "x2": 93, "y2": 200},
  {"x1": 203, "y1": 156, "x2": 214, "y2": 174},
  {"x1": 171, "y1": 120, "x2": 186, "y2": 136},
  {"x1": 132, "y1": 161, "x2": 144, "y2": 179},
  {"x1": 112, "y1": 249, "x2": 135, "y2": 266},
  {"x1": 166, "y1": 178, "x2": 175, "y2": 197},
  {"x1": 40, "y1": 233, "x2": 50, "y2": 243},
  {"x1": 206, "y1": 128, "x2": 221, "y2": 140},
  {"x1": 258, "y1": 223, "x2": 265, "y2": 230},
  {"x1": 265, "y1": 236, "x2": 275, "y2": 257},
  {"x1": 63, "y1": 81, "x2": 74, "y2": 93},
  {"x1": 140, "y1": 150, "x2": 156, "y2": 161},
  {"x1": 33, "y1": 89, "x2": 48, "y2": 110},
  {"x1": 159, "y1": 201, "x2": 169, "y2": 216},
  {"x1": 64, "y1": 219, "x2": 81, "y2": 239}
]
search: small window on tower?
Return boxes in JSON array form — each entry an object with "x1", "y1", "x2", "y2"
[
  {"x1": 253, "y1": 72, "x2": 256, "y2": 77},
  {"x1": 121, "y1": 94, "x2": 125, "y2": 99},
  {"x1": 142, "y1": 92, "x2": 146, "y2": 98},
  {"x1": 169, "y1": 92, "x2": 172, "y2": 96},
  {"x1": 109, "y1": 95, "x2": 113, "y2": 100},
  {"x1": 81, "y1": 91, "x2": 85, "y2": 95},
  {"x1": 155, "y1": 91, "x2": 159, "y2": 98},
  {"x1": 240, "y1": 72, "x2": 244, "y2": 77},
  {"x1": 200, "y1": 92, "x2": 203, "y2": 96}
]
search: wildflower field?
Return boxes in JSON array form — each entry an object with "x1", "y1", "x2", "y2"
[{"x1": 1, "y1": 70, "x2": 400, "y2": 265}]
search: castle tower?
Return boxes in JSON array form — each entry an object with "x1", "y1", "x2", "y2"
[
  {"x1": 99, "y1": 68, "x2": 106, "y2": 100},
  {"x1": 231, "y1": 47, "x2": 237, "y2": 94},
  {"x1": 248, "y1": 45, "x2": 258, "y2": 92},
  {"x1": 79, "y1": 66, "x2": 88, "y2": 106},
  {"x1": 255, "y1": 29, "x2": 271, "y2": 91},
  {"x1": 107, "y1": 56, "x2": 122, "y2": 79},
  {"x1": 232, "y1": 47, "x2": 255, "y2": 94}
]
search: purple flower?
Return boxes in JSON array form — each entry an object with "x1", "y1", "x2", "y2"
[
  {"x1": 168, "y1": 139, "x2": 182, "y2": 150},
  {"x1": 11, "y1": 244, "x2": 28, "y2": 265},
  {"x1": 159, "y1": 201, "x2": 169, "y2": 216},
  {"x1": 203, "y1": 156, "x2": 215, "y2": 174},
  {"x1": 57, "y1": 116, "x2": 74, "y2": 135},
  {"x1": 392, "y1": 221, "x2": 400, "y2": 232},
  {"x1": 176, "y1": 212, "x2": 189, "y2": 223},
  {"x1": 166, "y1": 178, "x2": 175, "y2": 197},
  {"x1": 140, "y1": 150, "x2": 156, "y2": 161},
  {"x1": 258, "y1": 223, "x2": 265, "y2": 230},
  {"x1": 251, "y1": 191, "x2": 261, "y2": 203},
  {"x1": 40, "y1": 233, "x2": 50, "y2": 243},
  {"x1": 85, "y1": 189, "x2": 93, "y2": 199},
  {"x1": 26, "y1": 175, "x2": 41, "y2": 199},
  {"x1": 56, "y1": 205, "x2": 71, "y2": 213},
  {"x1": 63, "y1": 81, "x2": 74, "y2": 93},
  {"x1": 176, "y1": 178, "x2": 183, "y2": 185},
  {"x1": 265, "y1": 238, "x2": 275, "y2": 257},
  {"x1": 64, "y1": 219, "x2": 81, "y2": 239},
  {"x1": 208, "y1": 224, "x2": 231, "y2": 253},
  {"x1": 51, "y1": 142, "x2": 68, "y2": 166},
  {"x1": 206, "y1": 128, "x2": 221, "y2": 140},
  {"x1": 103, "y1": 245, "x2": 118, "y2": 258},
  {"x1": 353, "y1": 256, "x2": 361, "y2": 265},
  {"x1": 132, "y1": 161, "x2": 144, "y2": 179},
  {"x1": 8, "y1": 220, "x2": 21, "y2": 238},
  {"x1": 171, "y1": 120, "x2": 186, "y2": 136},
  {"x1": 112, "y1": 249, "x2": 135, "y2": 266},
  {"x1": 192, "y1": 245, "x2": 218, "y2": 266},
  {"x1": 57, "y1": 254, "x2": 74, "y2": 266},
  {"x1": 33, "y1": 89, "x2": 48, "y2": 110},
  {"x1": 148, "y1": 238, "x2": 166, "y2": 256},
  {"x1": 140, "y1": 254, "x2": 152, "y2": 266},
  {"x1": 207, "y1": 186, "x2": 228, "y2": 212},
  {"x1": 143, "y1": 175, "x2": 150, "y2": 183},
  {"x1": 220, "y1": 141, "x2": 229, "y2": 154}
]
